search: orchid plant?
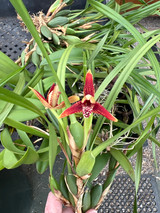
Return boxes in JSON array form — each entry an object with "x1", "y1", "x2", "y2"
[
  {"x1": 29, "y1": 70, "x2": 118, "y2": 212},
  {"x1": 0, "y1": 0, "x2": 160, "y2": 213}
]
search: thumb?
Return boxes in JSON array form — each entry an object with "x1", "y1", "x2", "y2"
[
  {"x1": 63, "y1": 207, "x2": 74, "y2": 213},
  {"x1": 86, "y1": 210, "x2": 97, "y2": 213},
  {"x1": 45, "y1": 192, "x2": 62, "y2": 213}
]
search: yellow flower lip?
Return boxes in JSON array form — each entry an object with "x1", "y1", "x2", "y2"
[{"x1": 82, "y1": 94, "x2": 95, "y2": 104}]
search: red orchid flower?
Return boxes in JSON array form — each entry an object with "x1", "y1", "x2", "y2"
[
  {"x1": 29, "y1": 84, "x2": 79, "y2": 109},
  {"x1": 60, "y1": 70, "x2": 118, "y2": 122}
]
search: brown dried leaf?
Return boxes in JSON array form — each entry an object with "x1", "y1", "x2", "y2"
[{"x1": 67, "y1": 126, "x2": 82, "y2": 166}]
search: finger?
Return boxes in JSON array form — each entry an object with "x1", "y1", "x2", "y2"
[
  {"x1": 86, "y1": 209, "x2": 97, "y2": 213},
  {"x1": 63, "y1": 207, "x2": 74, "y2": 213},
  {"x1": 45, "y1": 192, "x2": 62, "y2": 213}
]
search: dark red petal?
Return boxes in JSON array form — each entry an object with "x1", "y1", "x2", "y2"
[
  {"x1": 83, "y1": 70, "x2": 95, "y2": 97},
  {"x1": 93, "y1": 103, "x2": 118, "y2": 122},
  {"x1": 59, "y1": 101, "x2": 83, "y2": 118}
]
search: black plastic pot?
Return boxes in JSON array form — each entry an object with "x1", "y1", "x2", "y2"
[
  {"x1": 0, "y1": 154, "x2": 64, "y2": 213},
  {"x1": 0, "y1": 168, "x2": 32, "y2": 213},
  {"x1": 0, "y1": 0, "x2": 86, "y2": 16}
]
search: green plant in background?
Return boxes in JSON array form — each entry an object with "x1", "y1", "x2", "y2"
[{"x1": 0, "y1": 0, "x2": 160, "y2": 212}]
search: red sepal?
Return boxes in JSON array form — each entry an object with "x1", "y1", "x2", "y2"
[
  {"x1": 93, "y1": 102, "x2": 118, "y2": 122},
  {"x1": 59, "y1": 101, "x2": 83, "y2": 118},
  {"x1": 29, "y1": 87, "x2": 51, "y2": 108},
  {"x1": 83, "y1": 70, "x2": 95, "y2": 97}
]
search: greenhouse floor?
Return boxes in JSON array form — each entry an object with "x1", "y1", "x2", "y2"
[{"x1": 0, "y1": 15, "x2": 160, "y2": 213}]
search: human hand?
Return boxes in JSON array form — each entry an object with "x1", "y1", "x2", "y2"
[{"x1": 45, "y1": 192, "x2": 97, "y2": 213}]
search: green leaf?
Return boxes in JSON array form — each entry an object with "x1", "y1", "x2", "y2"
[
  {"x1": 56, "y1": 45, "x2": 78, "y2": 117},
  {"x1": 138, "y1": 94, "x2": 156, "y2": 118},
  {"x1": 3, "y1": 147, "x2": 39, "y2": 169},
  {"x1": 133, "y1": 194, "x2": 138, "y2": 213},
  {"x1": 0, "y1": 150, "x2": 5, "y2": 171},
  {"x1": 36, "y1": 160, "x2": 49, "y2": 174},
  {"x1": 82, "y1": 190, "x2": 91, "y2": 212},
  {"x1": 37, "y1": 138, "x2": 49, "y2": 159},
  {"x1": 22, "y1": 68, "x2": 44, "y2": 96},
  {"x1": 1, "y1": 128, "x2": 25, "y2": 155},
  {"x1": 89, "y1": 0, "x2": 160, "y2": 88},
  {"x1": 103, "y1": 155, "x2": 117, "y2": 190},
  {"x1": 17, "y1": 129, "x2": 35, "y2": 150},
  {"x1": 135, "y1": 147, "x2": 142, "y2": 193},
  {"x1": 48, "y1": 123, "x2": 58, "y2": 181},
  {"x1": 4, "y1": 118, "x2": 49, "y2": 139},
  {"x1": 59, "y1": 174, "x2": 69, "y2": 200},
  {"x1": 92, "y1": 107, "x2": 159, "y2": 161},
  {"x1": 36, "y1": 138, "x2": 49, "y2": 174},
  {"x1": 88, "y1": 32, "x2": 109, "y2": 64},
  {"x1": 57, "y1": 45, "x2": 75, "y2": 89},
  {"x1": 92, "y1": 33, "x2": 160, "y2": 148},
  {"x1": 0, "y1": 87, "x2": 46, "y2": 120},
  {"x1": 49, "y1": 175, "x2": 59, "y2": 192},
  {"x1": 46, "y1": 109, "x2": 59, "y2": 131},
  {"x1": 0, "y1": 51, "x2": 27, "y2": 85},
  {"x1": 88, "y1": 152, "x2": 110, "y2": 186},
  {"x1": 148, "y1": 135, "x2": 160, "y2": 147},
  {"x1": 57, "y1": 45, "x2": 77, "y2": 123},
  {"x1": 41, "y1": 48, "x2": 83, "y2": 66},
  {"x1": 70, "y1": 121, "x2": 84, "y2": 149},
  {"x1": 128, "y1": 116, "x2": 156, "y2": 157},
  {"x1": 0, "y1": 72, "x2": 25, "y2": 127},
  {"x1": 0, "y1": 65, "x2": 26, "y2": 87},
  {"x1": 91, "y1": 184, "x2": 102, "y2": 208},
  {"x1": 2, "y1": 99, "x2": 45, "y2": 122},
  {"x1": 103, "y1": 169, "x2": 117, "y2": 190},
  {"x1": 84, "y1": 114, "x2": 93, "y2": 150},
  {"x1": 152, "y1": 141, "x2": 158, "y2": 170},
  {"x1": 110, "y1": 149, "x2": 135, "y2": 181},
  {"x1": 76, "y1": 151, "x2": 95, "y2": 177},
  {"x1": 130, "y1": 70, "x2": 160, "y2": 98},
  {"x1": 56, "y1": 45, "x2": 79, "y2": 124},
  {"x1": 47, "y1": 0, "x2": 62, "y2": 13}
]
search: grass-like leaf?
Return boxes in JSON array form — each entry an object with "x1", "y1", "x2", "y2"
[
  {"x1": 91, "y1": 33, "x2": 160, "y2": 147},
  {"x1": 1, "y1": 128, "x2": 24, "y2": 155},
  {"x1": 0, "y1": 51, "x2": 27, "y2": 85},
  {"x1": 88, "y1": 32, "x2": 110, "y2": 64},
  {"x1": 135, "y1": 147, "x2": 142, "y2": 193},
  {"x1": 48, "y1": 122, "x2": 59, "y2": 191},
  {"x1": 3, "y1": 147, "x2": 39, "y2": 169},
  {"x1": 88, "y1": 0, "x2": 160, "y2": 85},
  {"x1": 0, "y1": 72, "x2": 25, "y2": 126},
  {"x1": 4, "y1": 118, "x2": 49, "y2": 139},
  {"x1": 92, "y1": 105, "x2": 160, "y2": 157},
  {"x1": 17, "y1": 129, "x2": 35, "y2": 150},
  {"x1": 110, "y1": 148, "x2": 135, "y2": 181},
  {"x1": 0, "y1": 87, "x2": 46, "y2": 120}
]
